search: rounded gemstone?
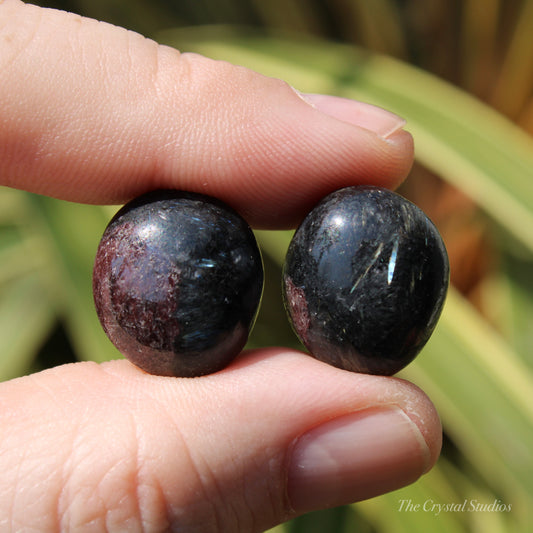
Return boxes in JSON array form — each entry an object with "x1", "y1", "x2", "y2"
[
  {"x1": 93, "y1": 190, "x2": 263, "y2": 377},
  {"x1": 282, "y1": 186, "x2": 449, "y2": 375}
]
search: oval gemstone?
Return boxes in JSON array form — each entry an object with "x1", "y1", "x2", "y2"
[
  {"x1": 283, "y1": 186, "x2": 449, "y2": 375},
  {"x1": 93, "y1": 190, "x2": 263, "y2": 377}
]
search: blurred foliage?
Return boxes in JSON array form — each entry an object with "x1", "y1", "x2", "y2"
[{"x1": 3, "y1": 1, "x2": 533, "y2": 532}]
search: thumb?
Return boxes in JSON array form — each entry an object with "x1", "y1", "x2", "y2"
[
  {"x1": 0, "y1": 0, "x2": 413, "y2": 228},
  {"x1": 0, "y1": 351, "x2": 441, "y2": 532}
]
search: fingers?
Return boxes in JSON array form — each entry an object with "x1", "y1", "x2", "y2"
[
  {"x1": 0, "y1": 4, "x2": 429, "y2": 530},
  {"x1": 0, "y1": 351, "x2": 441, "y2": 532},
  {"x1": 0, "y1": 0, "x2": 413, "y2": 228}
]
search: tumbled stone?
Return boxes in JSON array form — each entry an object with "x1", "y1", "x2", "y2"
[
  {"x1": 93, "y1": 190, "x2": 263, "y2": 377},
  {"x1": 283, "y1": 186, "x2": 449, "y2": 375}
]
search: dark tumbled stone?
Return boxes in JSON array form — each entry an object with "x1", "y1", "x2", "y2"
[
  {"x1": 93, "y1": 190, "x2": 263, "y2": 377},
  {"x1": 282, "y1": 186, "x2": 449, "y2": 375}
]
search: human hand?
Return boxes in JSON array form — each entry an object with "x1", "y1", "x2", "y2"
[{"x1": 0, "y1": 1, "x2": 441, "y2": 532}]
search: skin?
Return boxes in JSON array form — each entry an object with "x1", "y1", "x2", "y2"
[{"x1": 0, "y1": 1, "x2": 441, "y2": 532}]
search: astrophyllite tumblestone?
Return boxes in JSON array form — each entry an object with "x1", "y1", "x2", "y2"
[
  {"x1": 282, "y1": 186, "x2": 449, "y2": 375},
  {"x1": 93, "y1": 190, "x2": 263, "y2": 377}
]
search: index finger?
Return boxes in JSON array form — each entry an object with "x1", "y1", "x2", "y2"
[{"x1": 0, "y1": 0, "x2": 413, "y2": 228}]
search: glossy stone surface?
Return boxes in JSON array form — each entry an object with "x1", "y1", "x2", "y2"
[
  {"x1": 283, "y1": 186, "x2": 449, "y2": 375},
  {"x1": 93, "y1": 190, "x2": 263, "y2": 377}
]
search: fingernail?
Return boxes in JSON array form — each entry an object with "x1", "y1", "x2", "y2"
[
  {"x1": 288, "y1": 406, "x2": 430, "y2": 512},
  {"x1": 297, "y1": 92, "x2": 406, "y2": 140}
]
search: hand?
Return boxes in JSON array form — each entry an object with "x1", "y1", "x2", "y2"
[{"x1": 0, "y1": 1, "x2": 440, "y2": 532}]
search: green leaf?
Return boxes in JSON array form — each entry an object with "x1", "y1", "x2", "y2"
[
  {"x1": 355, "y1": 469, "x2": 466, "y2": 533},
  {"x1": 401, "y1": 288, "x2": 533, "y2": 524},
  {"x1": 497, "y1": 249, "x2": 533, "y2": 368},
  {"x1": 254, "y1": 229, "x2": 293, "y2": 266},
  {"x1": 263, "y1": 525, "x2": 288, "y2": 533},
  {"x1": 356, "y1": 455, "x2": 522, "y2": 533},
  {"x1": 0, "y1": 230, "x2": 48, "y2": 289},
  {"x1": 30, "y1": 195, "x2": 121, "y2": 364},
  {"x1": 0, "y1": 275, "x2": 55, "y2": 381}
]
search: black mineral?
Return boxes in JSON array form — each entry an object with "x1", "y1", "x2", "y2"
[
  {"x1": 282, "y1": 186, "x2": 449, "y2": 375},
  {"x1": 93, "y1": 190, "x2": 263, "y2": 377}
]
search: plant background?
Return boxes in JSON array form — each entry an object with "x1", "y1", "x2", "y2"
[{"x1": 2, "y1": 1, "x2": 533, "y2": 532}]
